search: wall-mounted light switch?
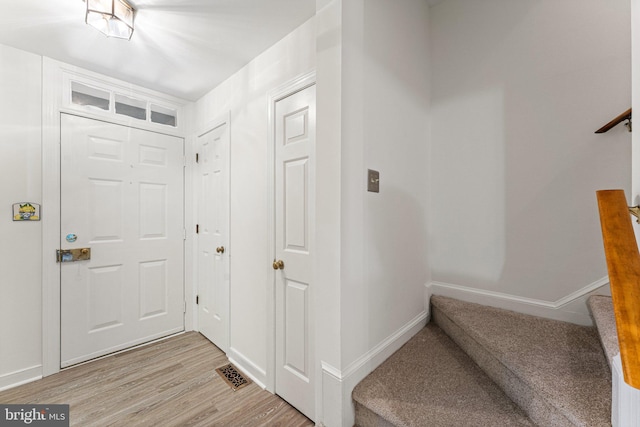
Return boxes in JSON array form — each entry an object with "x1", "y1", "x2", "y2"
[{"x1": 367, "y1": 169, "x2": 380, "y2": 193}]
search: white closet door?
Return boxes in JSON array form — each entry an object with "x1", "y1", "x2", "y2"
[
  {"x1": 197, "y1": 122, "x2": 230, "y2": 352},
  {"x1": 274, "y1": 85, "x2": 316, "y2": 421}
]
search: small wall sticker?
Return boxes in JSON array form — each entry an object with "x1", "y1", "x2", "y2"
[{"x1": 13, "y1": 202, "x2": 40, "y2": 221}]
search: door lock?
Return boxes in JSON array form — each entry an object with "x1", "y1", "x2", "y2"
[
  {"x1": 216, "y1": 246, "x2": 225, "y2": 254},
  {"x1": 56, "y1": 248, "x2": 91, "y2": 263},
  {"x1": 272, "y1": 259, "x2": 284, "y2": 270}
]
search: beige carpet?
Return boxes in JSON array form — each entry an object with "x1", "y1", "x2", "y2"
[
  {"x1": 353, "y1": 296, "x2": 612, "y2": 427},
  {"x1": 352, "y1": 323, "x2": 534, "y2": 427},
  {"x1": 431, "y1": 296, "x2": 611, "y2": 427},
  {"x1": 588, "y1": 295, "x2": 618, "y2": 368}
]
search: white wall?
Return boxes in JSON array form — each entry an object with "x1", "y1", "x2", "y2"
[
  {"x1": 315, "y1": 0, "x2": 344, "y2": 418},
  {"x1": 340, "y1": 0, "x2": 430, "y2": 367},
  {"x1": 315, "y1": 0, "x2": 431, "y2": 424},
  {"x1": 194, "y1": 18, "x2": 316, "y2": 386},
  {"x1": 0, "y1": 44, "x2": 43, "y2": 389},
  {"x1": 430, "y1": 0, "x2": 631, "y2": 306}
]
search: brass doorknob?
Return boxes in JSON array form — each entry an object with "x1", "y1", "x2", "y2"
[
  {"x1": 216, "y1": 246, "x2": 225, "y2": 254},
  {"x1": 272, "y1": 260, "x2": 284, "y2": 270},
  {"x1": 81, "y1": 248, "x2": 89, "y2": 255}
]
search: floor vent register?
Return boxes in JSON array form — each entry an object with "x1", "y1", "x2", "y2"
[{"x1": 215, "y1": 363, "x2": 251, "y2": 391}]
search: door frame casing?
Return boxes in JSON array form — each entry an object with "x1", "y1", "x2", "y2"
[
  {"x1": 41, "y1": 58, "x2": 191, "y2": 376},
  {"x1": 265, "y1": 70, "x2": 316, "y2": 395}
]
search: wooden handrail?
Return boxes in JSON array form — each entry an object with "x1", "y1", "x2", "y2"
[
  {"x1": 597, "y1": 189, "x2": 640, "y2": 389},
  {"x1": 595, "y1": 108, "x2": 631, "y2": 133}
]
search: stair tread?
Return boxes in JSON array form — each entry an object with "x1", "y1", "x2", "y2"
[
  {"x1": 352, "y1": 323, "x2": 534, "y2": 427},
  {"x1": 432, "y1": 295, "x2": 611, "y2": 426}
]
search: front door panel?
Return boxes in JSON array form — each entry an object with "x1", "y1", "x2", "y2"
[{"x1": 60, "y1": 114, "x2": 184, "y2": 367}]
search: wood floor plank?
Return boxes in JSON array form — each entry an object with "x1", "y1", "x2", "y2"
[{"x1": 0, "y1": 332, "x2": 313, "y2": 427}]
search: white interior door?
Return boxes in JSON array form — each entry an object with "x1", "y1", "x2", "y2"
[
  {"x1": 274, "y1": 84, "x2": 316, "y2": 420},
  {"x1": 197, "y1": 122, "x2": 230, "y2": 352},
  {"x1": 60, "y1": 114, "x2": 185, "y2": 368}
]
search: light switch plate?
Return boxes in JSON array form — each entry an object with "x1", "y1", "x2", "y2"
[{"x1": 367, "y1": 169, "x2": 380, "y2": 193}]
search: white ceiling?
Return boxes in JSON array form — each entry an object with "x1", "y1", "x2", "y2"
[{"x1": 0, "y1": 0, "x2": 316, "y2": 101}]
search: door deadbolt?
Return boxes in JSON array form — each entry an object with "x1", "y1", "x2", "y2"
[
  {"x1": 56, "y1": 248, "x2": 91, "y2": 263},
  {"x1": 272, "y1": 260, "x2": 284, "y2": 270},
  {"x1": 216, "y1": 246, "x2": 225, "y2": 254}
]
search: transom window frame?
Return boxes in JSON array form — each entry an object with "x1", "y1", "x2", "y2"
[{"x1": 61, "y1": 70, "x2": 185, "y2": 134}]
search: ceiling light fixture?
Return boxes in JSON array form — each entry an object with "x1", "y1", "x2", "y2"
[{"x1": 85, "y1": 0, "x2": 135, "y2": 40}]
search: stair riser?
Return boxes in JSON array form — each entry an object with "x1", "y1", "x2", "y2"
[
  {"x1": 587, "y1": 296, "x2": 617, "y2": 371},
  {"x1": 354, "y1": 402, "x2": 397, "y2": 427},
  {"x1": 432, "y1": 305, "x2": 575, "y2": 427}
]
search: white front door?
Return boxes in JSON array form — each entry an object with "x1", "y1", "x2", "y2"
[
  {"x1": 274, "y1": 84, "x2": 316, "y2": 420},
  {"x1": 60, "y1": 114, "x2": 185, "y2": 368},
  {"x1": 197, "y1": 122, "x2": 230, "y2": 352}
]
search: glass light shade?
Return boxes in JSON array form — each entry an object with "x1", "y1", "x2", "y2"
[{"x1": 86, "y1": 0, "x2": 135, "y2": 40}]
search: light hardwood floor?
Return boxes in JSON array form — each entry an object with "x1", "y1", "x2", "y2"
[{"x1": 0, "y1": 332, "x2": 313, "y2": 426}]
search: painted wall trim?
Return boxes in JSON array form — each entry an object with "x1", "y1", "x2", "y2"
[
  {"x1": 554, "y1": 277, "x2": 611, "y2": 307},
  {"x1": 427, "y1": 276, "x2": 610, "y2": 326},
  {"x1": 196, "y1": 111, "x2": 231, "y2": 139},
  {"x1": 320, "y1": 362, "x2": 342, "y2": 381},
  {"x1": 319, "y1": 310, "x2": 428, "y2": 427},
  {"x1": 0, "y1": 365, "x2": 42, "y2": 392},
  {"x1": 41, "y1": 57, "x2": 63, "y2": 377},
  {"x1": 228, "y1": 347, "x2": 268, "y2": 390},
  {"x1": 342, "y1": 310, "x2": 428, "y2": 380},
  {"x1": 183, "y1": 117, "x2": 196, "y2": 334},
  {"x1": 319, "y1": 309, "x2": 427, "y2": 382},
  {"x1": 320, "y1": 365, "x2": 343, "y2": 427}
]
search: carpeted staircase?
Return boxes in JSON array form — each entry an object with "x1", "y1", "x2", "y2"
[{"x1": 353, "y1": 295, "x2": 617, "y2": 426}]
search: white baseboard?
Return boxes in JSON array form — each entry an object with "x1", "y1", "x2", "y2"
[
  {"x1": 0, "y1": 365, "x2": 42, "y2": 392},
  {"x1": 427, "y1": 277, "x2": 610, "y2": 326},
  {"x1": 341, "y1": 309, "x2": 428, "y2": 382},
  {"x1": 227, "y1": 347, "x2": 267, "y2": 390},
  {"x1": 320, "y1": 309, "x2": 428, "y2": 427},
  {"x1": 320, "y1": 363, "x2": 344, "y2": 427}
]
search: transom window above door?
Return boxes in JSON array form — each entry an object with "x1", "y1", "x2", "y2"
[{"x1": 71, "y1": 81, "x2": 178, "y2": 127}]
